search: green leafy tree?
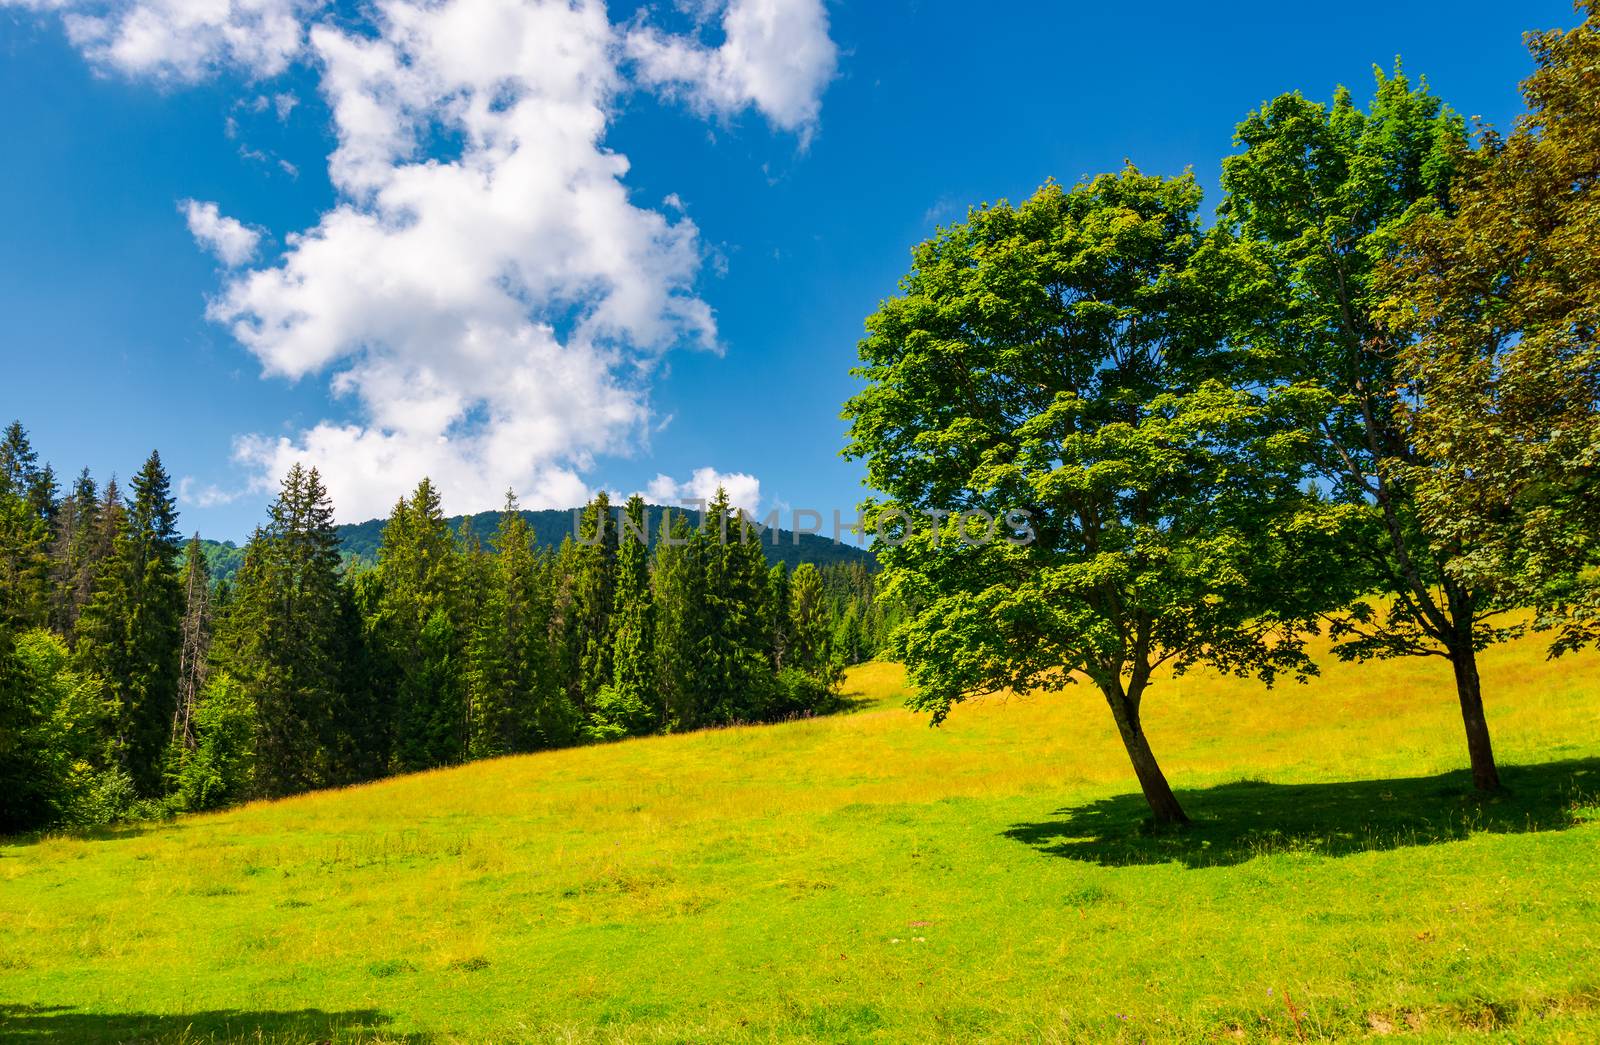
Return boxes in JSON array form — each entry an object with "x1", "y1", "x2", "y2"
[
  {"x1": 1380, "y1": 6, "x2": 1600, "y2": 659},
  {"x1": 844, "y1": 170, "x2": 1331, "y2": 824},
  {"x1": 74, "y1": 451, "x2": 183, "y2": 796},
  {"x1": 1, "y1": 628, "x2": 108, "y2": 831},
  {"x1": 1214, "y1": 68, "x2": 1518, "y2": 790},
  {"x1": 169, "y1": 672, "x2": 256, "y2": 811}
]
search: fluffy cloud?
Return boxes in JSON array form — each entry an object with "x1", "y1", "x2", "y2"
[
  {"x1": 31, "y1": 0, "x2": 317, "y2": 80},
  {"x1": 15, "y1": 0, "x2": 836, "y2": 520},
  {"x1": 209, "y1": 0, "x2": 718, "y2": 520},
  {"x1": 646, "y1": 466, "x2": 760, "y2": 516},
  {"x1": 627, "y1": 0, "x2": 837, "y2": 137},
  {"x1": 181, "y1": 199, "x2": 261, "y2": 266}
]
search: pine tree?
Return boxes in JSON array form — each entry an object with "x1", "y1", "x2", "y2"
[
  {"x1": 651, "y1": 510, "x2": 705, "y2": 731},
  {"x1": 48, "y1": 469, "x2": 101, "y2": 637},
  {"x1": 569, "y1": 491, "x2": 618, "y2": 717},
  {"x1": 0, "y1": 422, "x2": 53, "y2": 631},
  {"x1": 787, "y1": 563, "x2": 830, "y2": 678},
  {"x1": 172, "y1": 534, "x2": 212, "y2": 752},
  {"x1": 378, "y1": 478, "x2": 465, "y2": 770},
  {"x1": 216, "y1": 465, "x2": 346, "y2": 797},
  {"x1": 593, "y1": 493, "x2": 656, "y2": 738},
  {"x1": 697, "y1": 490, "x2": 774, "y2": 724},
  {"x1": 765, "y1": 561, "x2": 790, "y2": 670},
  {"x1": 467, "y1": 492, "x2": 565, "y2": 756},
  {"x1": 74, "y1": 451, "x2": 183, "y2": 795}
]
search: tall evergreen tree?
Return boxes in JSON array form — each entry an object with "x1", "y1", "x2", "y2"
[
  {"x1": 593, "y1": 493, "x2": 656, "y2": 738},
  {"x1": 48, "y1": 469, "x2": 101, "y2": 637},
  {"x1": 651, "y1": 510, "x2": 705, "y2": 731},
  {"x1": 764, "y1": 561, "x2": 791, "y2": 670},
  {"x1": 378, "y1": 478, "x2": 465, "y2": 770},
  {"x1": 467, "y1": 492, "x2": 551, "y2": 757},
  {"x1": 787, "y1": 563, "x2": 830, "y2": 677},
  {"x1": 217, "y1": 465, "x2": 345, "y2": 797},
  {"x1": 0, "y1": 422, "x2": 52, "y2": 631},
  {"x1": 697, "y1": 490, "x2": 775, "y2": 724},
  {"x1": 569, "y1": 491, "x2": 619, "y2": 716},
  {"x1": 74, "y1": 451, "x2": 183, "y2": 795}
]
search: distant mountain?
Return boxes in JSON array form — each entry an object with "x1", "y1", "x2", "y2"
[{"x1": 196, "y1": 504, "x2": 873, "y2": 584}]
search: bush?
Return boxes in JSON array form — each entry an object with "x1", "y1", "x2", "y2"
[{"x1": 767, "y1": 667, "x2": 838, "y2": 720}]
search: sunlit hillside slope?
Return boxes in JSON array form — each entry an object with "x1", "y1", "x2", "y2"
[{"x1": 3, "y1": 633, "x2": 1599, "y2": 1043}]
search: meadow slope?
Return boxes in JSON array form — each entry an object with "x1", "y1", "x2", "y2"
[{"x1": 3, "y1": 634, "x2": 1599, "y2": 1043}]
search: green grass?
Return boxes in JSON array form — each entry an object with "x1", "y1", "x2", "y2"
[{"x1": 3, "y1": 639, "x2": 1600, "y2": 1043}]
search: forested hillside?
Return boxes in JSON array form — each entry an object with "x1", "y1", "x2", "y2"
[
  {"x1": 196, "y1": 505, "x2": 872, "y2": 585},
  {"x1": 0, "y1": 427, "x2": 900, "y2": 834}
]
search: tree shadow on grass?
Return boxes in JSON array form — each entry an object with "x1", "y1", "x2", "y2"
[
  {"x1": 1003, "y1": 758, "x2": 1600, "y2": 869},
  {"x1": 0, "y1": 1003, "x2": 430, "y2": 1043}
]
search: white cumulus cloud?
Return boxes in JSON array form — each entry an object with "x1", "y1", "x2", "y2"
[
  {"x1": 209, "y1": 0, "x2": 718, "y2": 520},
  {"x1": 627, "y1": 0, "x2": 837, "y2": 139},
  {"x1": 646, "y1": 466, "x2": 760, "y2": 516},
  {"x1": 181, "y1": 199, "x2": 261, "y2": 266},
  {"x1": 14, "y1": 0, "x2": 838, "y2": 521},
  {"x1": 38, "y1": 0, "x2": 317, "y2": 80}
]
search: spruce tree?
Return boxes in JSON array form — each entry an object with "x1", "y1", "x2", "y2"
[
  {"x1": 651, "y1": 510, "x2": 705, "y2": 731},
  {"x1": 467, "y1": 493, "x2": 524, "y2": 757},
  {"x1": 378, "y1": 478, "x2": 465, "y2": 770},
  {"x1": 594, "y1": 493, "x2": 656, "y2": 737},
  {"x1": 48, "y1": 469, "x2": 101, "y2": 637},
  {"x1": 0, "y1": 422, "x2": 52, "y2": 631},
  {"x1": 764, "y1": 561, "x2": 790, "y2": 670},
  {"x1": 697, "y1": 490, "x2": 774, "y2": 724},
  {"x1": 75, "y1": 451, "x2": 183, "y2": 795},
  {"x1": 569, "y1": 492, "x2": 618, "y2": 716},
  {"x1": 218, "y1": 465, "x2": 345, "y2": 797},
  {"x1": 787, "y1": 563, "x2": 831, "y2": 678}
]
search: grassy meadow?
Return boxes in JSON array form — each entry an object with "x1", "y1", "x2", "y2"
[{"x1": 3, "y1": 634, "x2": 1599, "y2": 1043}]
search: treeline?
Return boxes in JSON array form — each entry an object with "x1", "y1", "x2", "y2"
[{"x1": 0, "y1": 433, "x2": 892, "y2": 832}]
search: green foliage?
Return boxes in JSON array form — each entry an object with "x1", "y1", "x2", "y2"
[
  {"x1": 467, "y1": 492, "x2": 570, "y2": 756},
  {"x1": 217, "y1": 465, "x2": 348, "y2": 798},
  {"x1": 72, "y1": 451, "x2": 183, "y2": 797},
  {"x1": 1379, "y1": 6, "x2": 1600, "y2": 657},
  {"x1": 569, "y1": 491, "x2": 618, "y2": 716},
  {"x1": 1215, "y1": 65, "x2": 1512, "y2": 790},
  {"x1": 0, "y1": 422, "x2": 53, "y2": 632},
  {"x1": 379, "y1": 478, "x2": 466, "y2": 771},
  {"x1": 845, "y1": 168, "x2": 1337, "y2": 822},
  {"x1": 594, "y1": 494, "x2": 657, "y2": 740},
  {"x1": 0, "y1": 628, "x2": 108, "y2": 832},
  {"x1": 169, "y1": 671, "x2": 256, "y2": 811}
]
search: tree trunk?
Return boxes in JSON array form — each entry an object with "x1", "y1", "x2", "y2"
[
  {"x1": 1448, "y1": 642, "x2": 1501, "y2": 792},
  {"x1": 1104, "y1": 685, "x2": 1189, "y2": 825}
]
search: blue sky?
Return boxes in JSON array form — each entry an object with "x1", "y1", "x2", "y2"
[{"x1": 0, "y1": 0, "x2": 1577, "y2": 541}]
